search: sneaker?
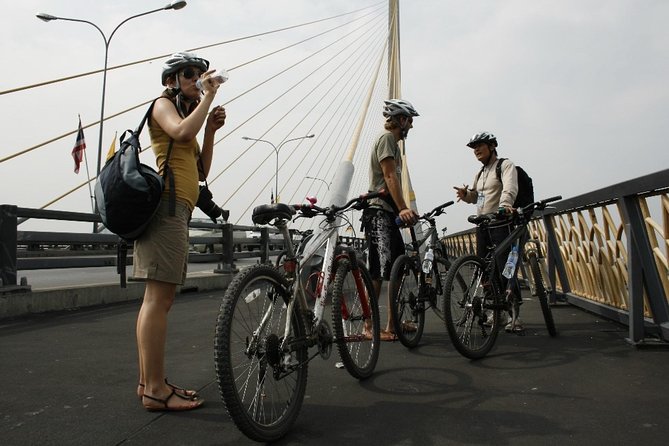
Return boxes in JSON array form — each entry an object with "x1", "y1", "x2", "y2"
[
  {"x1": 483, "y1": 311, "x2": 494, "y2": 327},
  {"x1": 505, "y1": 318, "x2": 525, "y2": 333}
]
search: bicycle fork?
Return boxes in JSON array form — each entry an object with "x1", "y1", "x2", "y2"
[{"x1": 336, "y1": 248, "x2": 372, "y2": 322}]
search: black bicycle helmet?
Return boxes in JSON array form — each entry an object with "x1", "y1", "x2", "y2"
[
  {"x1": 382, "y1": 99, "x2": 419, "y2": 118},
  {"x1": 467, "y1": 131, "x2": 498, "y2": 148},
  {"x1": 161, "y1": 52, "x2": 210, "y2": 86}
]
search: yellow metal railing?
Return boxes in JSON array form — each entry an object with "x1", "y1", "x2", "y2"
[{"x1": 442, "y1": 169, "x2": 669, "y2": 343}]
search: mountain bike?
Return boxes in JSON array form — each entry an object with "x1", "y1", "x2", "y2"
[
  {"x1": 214, "y1": 192, "x2": 382, "y2": 442},
  {"x1": 388, "y1": 200, "x2": 455, "y2": 348},
  {"x1": 443, "y1": 196, "x2": 561, "y2": 359}
]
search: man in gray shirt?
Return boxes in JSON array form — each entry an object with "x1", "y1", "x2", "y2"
[{"x1": 363, "y1": 99, "x2": 419, "y2": 341}]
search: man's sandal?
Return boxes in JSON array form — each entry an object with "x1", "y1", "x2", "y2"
[
  {"x1": 380, "y1": 330, "x2": 398, "y2": 342},
  {"x1": 142, "y1": 389, "x2": 204, "y2": 412}
]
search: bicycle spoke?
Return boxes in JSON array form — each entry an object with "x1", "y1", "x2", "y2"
[
  {"x1": 444, "y1": 255, "x2": 499, "y2": 359},
  {"x1": 215, "y1": 264, "x2": 308, "y2": 442},
  {"x1": 389, "y1": 255, "x2": 425, "y2": 348},
  {"x1": 331, "y1": 258, "x2": 380, "y2": 379}
]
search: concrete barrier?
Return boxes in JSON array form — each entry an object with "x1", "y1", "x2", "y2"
[{"x1": 0, "y1": 271, "x2": 233, "y2": 320}]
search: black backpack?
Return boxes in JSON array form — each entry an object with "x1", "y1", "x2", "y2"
[
  {"x1": 94, "y1": 99, "x2": 174, "y2": 241},
  {"x1": 476, "y1": 157, "x2": 534, "y2": 208}
]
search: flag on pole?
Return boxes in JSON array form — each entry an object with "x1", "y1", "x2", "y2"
[
  {"x1": 105, "y1": 131, "x2": 117, "y2": 162},
  {"x1": 72, "y1": 116, "x2": 86, "y2": 174}
]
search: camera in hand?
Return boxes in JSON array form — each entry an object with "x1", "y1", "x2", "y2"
[{"x1": 196, "y1": 185, "x2": 229, "y2": 223}]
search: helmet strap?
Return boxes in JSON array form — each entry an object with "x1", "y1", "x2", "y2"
[{"x1": 399, "y1": 116, "x2": 411, "y2": 139}]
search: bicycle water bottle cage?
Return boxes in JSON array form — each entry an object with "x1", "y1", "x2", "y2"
[{"x1": 252, "y1": 203, "x2": 296, "y2": 225}]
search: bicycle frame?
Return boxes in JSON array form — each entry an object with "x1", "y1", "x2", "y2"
[
  {"x1": 484, "y1": 222, "x2": 529, "y2": 292},
  {"x1": 406, "y1": 223, "x2": 439, "y2": 255},
  {"x1": 256, "y1": 202, "x2": 371, "y2": 358},
  {"x1": 389, "y1": 201, "x2": 455, "y2": 347},
  {"x1": 477, "y1": 209, "x2": 553, "y2": 317},
  {"x1": 405, "y1": 200, "x2": 454, "y2": 257}
]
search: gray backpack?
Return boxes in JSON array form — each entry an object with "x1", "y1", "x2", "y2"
[{"x1": 95, "y1": 99, "x2": 174, "y2": 241}]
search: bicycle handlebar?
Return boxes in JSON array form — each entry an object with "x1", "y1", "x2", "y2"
[
  {"x1": 467, "y1": 195, "x2": 563, "y2": 226},
  {"x1": 292, "y1": 189, "x2": 388, "y2": 219},
  {"x1": 395, "y1": 200, "x2": 455, "y2": 227}
]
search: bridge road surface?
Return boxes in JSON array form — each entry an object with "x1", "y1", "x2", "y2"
[{"x1": 1, "y1": 287, "x2": 668, "y2": 445}]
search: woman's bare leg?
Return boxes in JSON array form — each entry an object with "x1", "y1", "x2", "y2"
[{"x1": 137, "y1": 279, "x2": 200, "y2": 410}]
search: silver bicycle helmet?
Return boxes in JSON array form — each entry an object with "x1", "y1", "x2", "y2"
[
  {"x1": 161, "y1": 52, "x2": 210, "y2": 86},
  {"x1": 467, "y1": 131, "x2": 498, "y2": 148},
  {"x1": 382, "y1": 99, "x2": 420, "y2": 118}
]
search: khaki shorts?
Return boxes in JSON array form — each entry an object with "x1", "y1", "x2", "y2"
[{"x1": 132, "y1": 200, "x2": 192, "y2": 285}]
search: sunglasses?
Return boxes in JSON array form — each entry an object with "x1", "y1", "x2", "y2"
[{"x1": 181, "y1": 67, "x2": 203, "y2": 80}]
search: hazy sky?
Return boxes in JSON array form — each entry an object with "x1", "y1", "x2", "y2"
[{"x1": 2, "y1": 0, "x2": 667, "y2": 233}]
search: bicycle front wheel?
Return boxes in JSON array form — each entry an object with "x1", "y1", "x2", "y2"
[
  {"x1": 214, "y1": 264, "x2": 308, "y2": 442},
  {"x1": 331, "y1": 257, "x2": 380, "y2": 380},
  {"x1": 443, "y1": 255, "x2": 500, "y2": 359},
  {"x1": 527, "y1": 251, "x2": 558, "y2": 337},
  {"x1": 389, "y1": 254, "x2": 425, "y2": 348}
]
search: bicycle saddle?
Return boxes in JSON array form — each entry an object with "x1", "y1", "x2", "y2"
[
  {"x1": 252, "y1": 203, "x2": 296, "y2": 225},
  {"x1": 468, "y1": 214, "x2": 494, "y2": 225},
  {"x1": 468, "y1": 210, "x2": 515, "y2": 225}
]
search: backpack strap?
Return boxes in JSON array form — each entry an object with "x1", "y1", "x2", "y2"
[
  {"x1": 145, "y1": 97, "x2": 176, "y2": 217},
  {"x1": 495, "y1": 157, "x2": 507, "y2": 182},
  {"x1": 475, "y1": 157, "x2": 507, "y2": 190},
  {"x1": 163, "y1": 140, "x2": 176, "y2": 217},
  {"x1": 117, "y1": 239, "x2": 128, "y2": 288},
  {"x1": 135, "y1": 99, "x2": 158, "y2": 135}
]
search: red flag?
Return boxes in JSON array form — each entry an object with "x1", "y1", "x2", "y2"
[{"x1": 72, "y1": 116, "x2": 86, "y2": 174}]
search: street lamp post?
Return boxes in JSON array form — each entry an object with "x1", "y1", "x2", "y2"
[
  {"x1": 37, "y1": 1, "x2": 187, "y2": 183},
  {"x1": 242, "y1": 134, "x2": 315, "y2": 203},
  {"x1": 305, "y1": 176, "x2": 330, "y2": 190}
]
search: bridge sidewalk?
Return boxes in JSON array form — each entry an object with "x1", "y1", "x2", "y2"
[{"x1": 1, "y1": 289, "x2": 667, "y2": 445}]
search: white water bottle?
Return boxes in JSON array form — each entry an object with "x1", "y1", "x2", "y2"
[
  {"x1": 196, "y1": 68, "x2": 229, "y2": 90},
  {"x1": 502, "y1": 244, "x2": 519, "y2": 279},
  {"x1": 421, "y1": 248, "x2": 434, "y2": 274}
]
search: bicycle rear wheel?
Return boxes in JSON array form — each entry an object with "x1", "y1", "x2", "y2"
[
  {"x1": 389, "y1": 254, "x2": 425, "y2": 348},
  {"x1": 527, "y1": 251, "x2": 558, "y2": 336},
  {"x1": 214, "y1": 264, "x2": 308, "y2": 442},
  {"x1": 443, "y1": 255, "x2": 500, "y2": 359},
  {"x1": 331, "y1": 257, "x2": 380, "y2": 379}
]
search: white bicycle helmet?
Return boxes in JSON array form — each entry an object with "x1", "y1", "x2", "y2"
[
  {"x1": 382, "y1": 99, "x2": 419, "y2": 118},
  {"x1": 161, "y1": 52, "x2": 210, "y2": 86},
  {"x1": 467, "y1": 131, "x2": 498, "y2": 148}
]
